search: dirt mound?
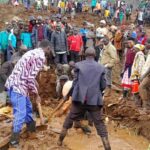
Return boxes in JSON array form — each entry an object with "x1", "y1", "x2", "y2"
[
  {"x1": 105, "y1": 92, "x2": 150, "y2": 141},
  {"x1": 37, "y1": 70, "x2": 57, "y2": 99}
]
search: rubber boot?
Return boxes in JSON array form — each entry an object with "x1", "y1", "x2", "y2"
[
  {"x1": 57, "y1": 128, "x2": 68, "y2": 146},
  {"x1": 80, "y1": 125, "x2": 91, "y2": 134},
  {"x1": 9, "y1": 132, "x2": 20, "y2": 148},
  {"x1": 101, "y1": 137, "x2": 111, "y2": 150},
  {"x1": 26, "y1": 121, "x2": 37, "y2": 139}
]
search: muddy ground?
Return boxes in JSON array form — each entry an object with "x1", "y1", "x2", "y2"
[{"x1": 0, "y1": 4, "x2": 150, "y2": 150}]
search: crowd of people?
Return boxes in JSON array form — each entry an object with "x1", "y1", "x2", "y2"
[{"x1": 0, "y1": 0, "x2": 150, "y2": 150}]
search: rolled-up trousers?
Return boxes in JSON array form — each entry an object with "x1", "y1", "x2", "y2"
[{"x1": 63, "y1": 102, "x2": 108, "y2": 138}]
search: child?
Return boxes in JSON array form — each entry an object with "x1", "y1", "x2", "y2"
[
  {"x1": 21, "y1": 25, "x2": 32, "y2": 50},
  {"x1": 104, "y1": 7, "x2": 110, "y2": 21},
  {"x1": 60, "y1": 0, "x2": 65, "y2": 14}
]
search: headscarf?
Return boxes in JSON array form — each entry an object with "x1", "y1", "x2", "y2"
[{"x1": 134, "y1": 44, "x2": 145, "y2": 51}]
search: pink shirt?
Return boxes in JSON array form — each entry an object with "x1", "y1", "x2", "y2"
[{"x1": 5, "y1": 48, "x2": 46, "y2": 96}]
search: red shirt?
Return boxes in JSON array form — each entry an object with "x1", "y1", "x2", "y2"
[
  {"x1": 137, "y1": 36, "x2": 147, "y2": 45},
  {"x1": 68, "y1": 35, "x2": 83, "y2": 52}
]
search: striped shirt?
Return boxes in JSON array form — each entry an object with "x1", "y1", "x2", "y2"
[{"x1": 5, "y1": 48, "x2": 46, "y2": 96}]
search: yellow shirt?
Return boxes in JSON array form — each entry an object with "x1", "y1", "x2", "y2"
[
  {"x1": 60, "y1": 2, "x2": 65, "y2": 8},
  {"x1": 104, "y1": 10, "x2": 110, "y2": 17}
]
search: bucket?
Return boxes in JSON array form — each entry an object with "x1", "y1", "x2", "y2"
[{"x1": 131, "y1": 80, "x2": 139, "y2": 94}]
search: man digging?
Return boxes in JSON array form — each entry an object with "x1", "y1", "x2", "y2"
[{"x1": 5, "y1": 40, "x2": 51, "y2": 148}]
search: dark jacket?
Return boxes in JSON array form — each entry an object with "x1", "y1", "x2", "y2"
[
  {"x1": 31, "y1": 24, "x2": 48, "y2": 47},
  {"x1": 0, "y1": 61, "x2": 14, "y2": 92},
  {"x1": 51, "y1": 31, "x2": 68, "y2": 53},
  {"x1": 72, "y1": 58, "x2": 106, "y2": 106}
]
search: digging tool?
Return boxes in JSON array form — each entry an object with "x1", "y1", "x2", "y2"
[
  {"x1": 48, "y1": 100, "x2": 66, "y2": 121},
  {"x1": 37, "y1": 102, "x2": 45, "y2": 125},
  {"x1": 48, "y1": 81, "x2": 73, "y2": 121},
  {"x1": 36, "y1": 102, "x2": 48, "y2": 129}
]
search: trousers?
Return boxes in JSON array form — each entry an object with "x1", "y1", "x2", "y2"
[
  {"x1": 63, "y1": 102, "x2": 108, "y2": 138},
  {"x1": 55, "y1": 53, "x2": 68, "y2": 64},
  {"x1": 8, "y1": 89, "x2": 33, "y2": 133},
  {"x1": 70, "y1": 51, "x2": 79, "y2": 62}
]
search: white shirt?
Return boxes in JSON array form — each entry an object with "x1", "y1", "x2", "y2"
[{"x1": 138, "y1": 11, "x2": 144, "y2": 21}]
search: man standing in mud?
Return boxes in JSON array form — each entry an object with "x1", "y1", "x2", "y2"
[
  {"x1": 5, "y1": 40, "x2": 51, "y2": 148},
  {"x1": 57, "y1": 47, "x2": 111, "y2": 150}
]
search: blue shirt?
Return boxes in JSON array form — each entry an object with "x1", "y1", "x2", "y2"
[
  {"x1": 80, "y1": 28, "x2": 88, "y2": 37},
  {"x1": 0, "y1": 31, "x2": 9, "y2": 52},
  {"x1": 21, "y1": 32, "x2": 32, "y2": 48},
  {"x1": 8, "y1": 33, "x2": 16, "y2": 48}
]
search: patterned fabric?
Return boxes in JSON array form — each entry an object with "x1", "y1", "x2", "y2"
[
  {"x1": 131, "y1": 51, "x2": 145, "y2": 80},
  {"x1": 5, "y1": 48, "x2": 45, "y2": 96},
  {"x1": 121, "y1": 68, "x2": 132, "y2": 89}
]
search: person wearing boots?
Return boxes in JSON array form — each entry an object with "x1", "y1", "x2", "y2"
[
  {"x1": 100, "y1": 37, "x2": 118, "y2": 97},
  {"x1": 5, "y1": 40, "x2": 51, "y2": 148},
  {"x1": 57, "y1": 47, "x2": 111, "y2": 150}
]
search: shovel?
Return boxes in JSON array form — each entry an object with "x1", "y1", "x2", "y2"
[{"x1": 36, "y1": 102, "x2": 48, "y2": 130}]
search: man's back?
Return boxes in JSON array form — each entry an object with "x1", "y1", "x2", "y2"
[
  {"x1": 5, "y1": 48, "x2": 45, "y2": 96},
  {"x1": 72, "y1": 58, "x2": 106, "y2": 106}
]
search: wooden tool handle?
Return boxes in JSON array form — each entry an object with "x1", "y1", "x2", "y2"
[{"x1": 37, "y1": 102, "x2": 44, "y2": 125}]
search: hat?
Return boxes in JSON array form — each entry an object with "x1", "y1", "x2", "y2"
[
  {"x1": 134, "y1": 44, "x2": 145, "y2": 51},
  {"x1": 20, "y1": 45, "x2": 28, "y2": 51},
  {"x1": 62, "y1": 81, "x2": 73, "y2": 97},
  {"x1": 100, "y1": 20, "x2": 106, "y2": 25}
]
